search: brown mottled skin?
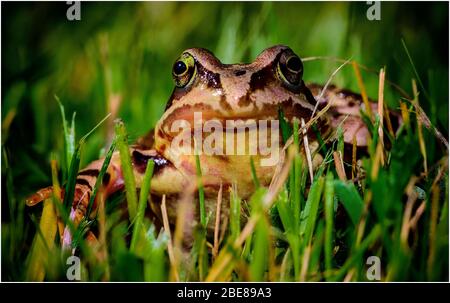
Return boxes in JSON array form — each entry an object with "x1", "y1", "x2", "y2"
[{"x1": 26, "y1": 45, "x2": 401, "y2": 244}]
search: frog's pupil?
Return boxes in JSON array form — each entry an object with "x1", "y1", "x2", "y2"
[
  {"x1": 286, "y1": 57, "x2": 302, "y2": 72},
  {"x1": 174, "y1": 61, "x2": 187, "y2": 75}
]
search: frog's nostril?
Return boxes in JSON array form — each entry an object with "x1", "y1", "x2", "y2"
[{"x1": 234, "y1": 70, "x2": 246, "y2": 76}]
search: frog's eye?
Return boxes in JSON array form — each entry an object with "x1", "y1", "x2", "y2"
[
  {"x1": 172, "y1": 53, "x2": 196, "y2": 88},
  {"x1": 277, "y1": 50, "x2": 303, "y2": 87}
]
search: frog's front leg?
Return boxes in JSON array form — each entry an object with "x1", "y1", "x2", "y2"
[{"x1": 26, "y1": 147, "x2": 185, "y2": 249}]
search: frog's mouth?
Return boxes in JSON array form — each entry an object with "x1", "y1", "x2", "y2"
[
  {"x1": 156, "y1": 97, "x2": 326, "y2": 167},
  {"x1": 159, "y1": 109, "x2": 283, "y2": 167}
]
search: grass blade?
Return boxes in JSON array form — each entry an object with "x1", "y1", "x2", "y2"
[
  {"x1": 130, "y1": 159, "x2": 155, "y2": 253},
  {"x1": 55, "y1": 95, "x2": 75, "y2": 175},
  {"x1": 300, "y1": 177, "x2": 324, "y2": 244},
  {"x1": 115, "y1": 120, "x2": 138, "y2": 219},
  {"x1": 195, "y1": 153, "x2": 206, "y2": 227},
  {"x1": 86, "y1": 140, "x2": 117, "y2": 219},
  {"x1": 324, "y1": 173, "x2": 335, "y2": 278},
  {"x1": 292, "y1": 119, "x2": 302, "y2": 228},
  {"x1": 250, "y1": 156, "x2": 260, "y2": 189},
  {"x1": 63, "y1": 145, "x2": 81, "y2": 212},
  {"x1": 25, "y1": 199, "x2": 58, "y2": 281},
  {"x1": 334, "y1": 180, "x2": 363, "y2": 226},
  {"x1": 230, "y1": 183, "x2": 241, "y2": 242}
]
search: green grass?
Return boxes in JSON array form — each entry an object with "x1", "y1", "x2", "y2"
[
  {"x1": 195, "y1": 153, "x2": 206, "y2": 228},
  {"x1": 115, "y1": 120, "x2": 139, "y2": 219},
  {"x1": 1, "y1": 2, "x2": 448, "y2": 281}
]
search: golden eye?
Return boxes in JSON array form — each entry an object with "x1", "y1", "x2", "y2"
[
  {"x1": 172, "y1": 52, "x2": 196, "y2": 88},
  {"x1": 277, "y1": 50, "x2": 303, "y2": 87}
]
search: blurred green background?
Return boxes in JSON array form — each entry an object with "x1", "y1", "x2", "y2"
[{"x1": 2, "y1": 1, "x2": 448, "y2": 210}]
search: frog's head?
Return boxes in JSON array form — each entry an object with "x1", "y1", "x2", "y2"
[
  {"x1": 159, "y1": 45, "x2": 318, "y2": 127},
  {"x1": 152, "y1": 45, "x2": 328, "y2": 188},
  {"x1": 154, "y1": 45, "x2": 326, "y2": 168}
]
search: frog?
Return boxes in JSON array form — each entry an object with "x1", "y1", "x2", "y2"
[{"x1": 26, "y1": 45, "x2": 402, "y2": 247}]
